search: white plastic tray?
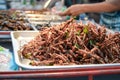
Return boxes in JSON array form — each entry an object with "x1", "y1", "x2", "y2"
[{"x1": 11, "y1": 31, "x2": 120, "y2": 70}]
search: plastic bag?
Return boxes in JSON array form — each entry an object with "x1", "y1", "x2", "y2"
[{"x1": 0, "y1": 46, "x2": 18, "y2": 71}]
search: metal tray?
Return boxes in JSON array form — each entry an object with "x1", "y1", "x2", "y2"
[
  {"x1": 25, "y1": 14, "x2": 65, "y2": 24},
  {"x1": 26, "y1": 14, "x2": 62, "y2": 20},
  {"x1": 11, "y1": 31, "x2": 120, "y2": 70},
  {"x1": 0, "y1": 31, "x2": 10, "y2": 38},
  {"x1": 34, "y1": 22, "x2": 61, "y2": 30},
  {"x1": 0, "y1": 10, "x2": 35, "y2": 32},
  {"x1": 23, "y1": 9, "x2": 49, "y2": 14},
  {"x1": 0, "y1": 23, "x2": 36, "y2": 38},
  {"x1": 0, "y1": 23, "x2": 35, "y2": 31}
]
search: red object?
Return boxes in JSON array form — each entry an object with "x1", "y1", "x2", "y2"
[
  {"x1": 0, "y1": 32, "x2": 10, "y2": 35},
  {"x1": 0, "y1": 66, "x2": 120, "y2": 80}
]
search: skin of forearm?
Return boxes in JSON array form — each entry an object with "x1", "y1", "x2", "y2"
[
  {"x1": 81, "y1": 1, "x2": 120, "y2": 13},
  {"x1": 59, "y1": 0, "x2": 120, "y2": 16}
]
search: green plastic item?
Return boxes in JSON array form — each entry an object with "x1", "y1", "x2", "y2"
[{"x1": 0, "y1": 46, "x2": 4, "y2": 51}]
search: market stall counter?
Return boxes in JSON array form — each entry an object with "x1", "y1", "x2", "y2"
[
  {"x1": 0, "y1": 66, "x2": 120, "y2": 80},
  {"x1": 0, "y1": 10, "x2": 120, "y2": 80}
]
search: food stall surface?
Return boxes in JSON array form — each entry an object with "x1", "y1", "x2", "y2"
[
  {"x1": 0, "y1": 30, "x2": 119, "y2": 80},
  {"x1": 0, "y1": 6, "x2": 119, "y2": 80},
  {"x1": 0, "y1": 66, "x2": 120, "y2": 80}
]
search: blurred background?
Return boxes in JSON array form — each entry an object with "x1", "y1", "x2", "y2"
[{"x1": 1, "y1": 0, "x2": 105, "y2": 23}]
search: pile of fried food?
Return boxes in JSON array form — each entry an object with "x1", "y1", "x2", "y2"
[
  {"x1": 0, "y1": 10, "x2": 33, "y2": 31},
  {"x1": 19, "y1": 19, "x2": 120, "y2": 66}
]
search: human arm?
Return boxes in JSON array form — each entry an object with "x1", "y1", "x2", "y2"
[{"x1": 59, "y1": 0, "x2": 120, "y2": 16}]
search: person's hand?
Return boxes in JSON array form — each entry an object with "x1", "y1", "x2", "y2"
[{"x1": 58, "y1": 4, "x2": 85, "y2": 16}]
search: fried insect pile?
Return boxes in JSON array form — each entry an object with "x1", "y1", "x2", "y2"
[
  {"x1": 0, "y1": 10, "x2": 33, "y2": 31},
  {"x1": 19, "y1": 19, "x2": 120, "y2": 66}
]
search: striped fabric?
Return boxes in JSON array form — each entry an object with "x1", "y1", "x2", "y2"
[{"x1": 100, "y1": 11, "x2": 120, "y2": 32}]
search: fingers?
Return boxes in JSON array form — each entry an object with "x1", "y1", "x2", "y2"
[
  {"x1": 58, "y1": 12, "x2": 67, "y2": 16},
  {"x1": 58, "y1": 9, "x2": 71, "y2": 16},
  {"x1": 58, "y1": 4, "x2": 81, "y2": 16}
]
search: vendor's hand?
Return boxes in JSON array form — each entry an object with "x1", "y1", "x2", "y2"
[{"x1": 58, "y1": 4, "x2": 84, "y2": 16}]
